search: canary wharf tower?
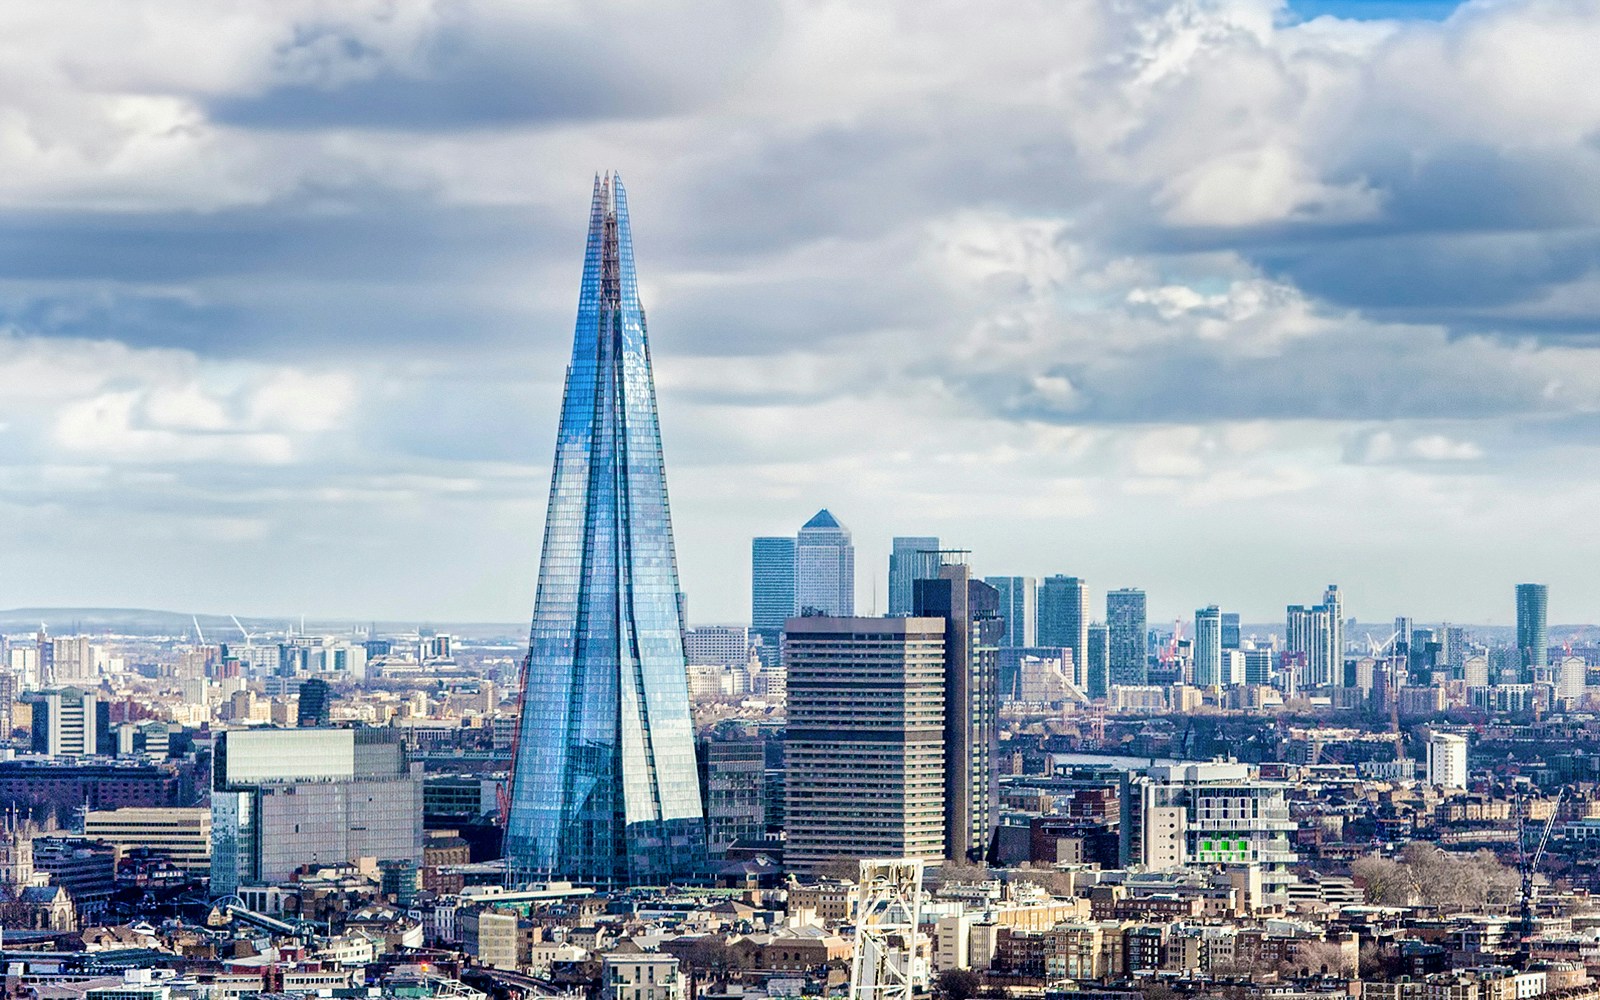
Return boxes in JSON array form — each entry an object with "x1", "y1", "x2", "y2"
[{"x1": 505, "y1": 175, "x2": 705, "y2": 887}]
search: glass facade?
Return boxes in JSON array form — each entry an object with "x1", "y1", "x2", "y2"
[{"x1": 505, "y1": 175, "x2": 705, "y2": 888}]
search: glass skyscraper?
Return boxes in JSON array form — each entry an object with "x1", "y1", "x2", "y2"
[
  {"x1": 795, "y1": 509, "x2": 854, "y2": 616},
  {"x1": 1106, "y1": 588, "x2": 1148, "y2": 688},
  {"x1": 1516, "y1": 583, "x2": 1549, "y2": 681},
  {"x1": 888, "y1": 536, "x2": 941, "y2": 617},
  {"x1": 751, "y1": 536, "x2": 797, "y2": 659},
  {"x1": 505, "y1": 175, "x2": 705, "y2": 888}
]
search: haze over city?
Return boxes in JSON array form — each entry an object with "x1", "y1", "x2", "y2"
[{"x1": 3, "y1": 0, "x2": 1598, "y2": 625}]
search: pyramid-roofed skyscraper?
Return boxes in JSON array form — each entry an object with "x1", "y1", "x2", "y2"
[{"x1": 505, "y1": 174, "x2": 706, "y2": 887}]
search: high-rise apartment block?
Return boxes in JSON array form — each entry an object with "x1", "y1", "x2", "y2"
[
  {"x1": 783, "y1": 617, "x2": 946, "y2": 874},
  {"x1": 1106, "y1": 589, "x2": 1148, "y2": 688},
  {"x1": 211, "y1": 728, "x2": 422, "y2": 895},
  {"x1": 505, "y1": 175, "x2": 705, "y2": 887},
  {"x1": 1516, "y1": 583, "x2": 1549, "y2": 682},
  {"x1": 1426, "y1": 731, "x2": 1469, "y2": 789},
  {"x1": 795, "y1": 510, "x2": 855, "y2": 616},
  {"x1": 889, "y1": 537, "x2": 941, "y2": 617},
  {"x1": 1286, "y1": 590, "x2": 1341, "y2": 688},
  {"x1": 984, "y1": 576, "x2": 1037, "y2": 648},
  {"x1": 914, "y1": 562, "x2": 1002, "y2": 862},
  {"x1": 1193, "y1": 606, "x2": 1223, "y2": 687},
  {"x1": 1121, "y1": 762, "x2": 1298, "y2": 901}
]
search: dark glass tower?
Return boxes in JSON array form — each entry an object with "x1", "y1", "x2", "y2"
[
  {"x1": 505, "y1": 175, "x2": 706, "y2": 888},
  {"x1": 1516, "y1": 583, "x2": 1548, "y2": 682}
]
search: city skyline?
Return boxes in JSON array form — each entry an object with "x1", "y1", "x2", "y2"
[{"x1": 4, "y1": 1, "x2": 1600, "y2": 626}]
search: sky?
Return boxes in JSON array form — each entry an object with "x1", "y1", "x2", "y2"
[{"x1": 2, "y1": 0, "x2": 1598, "y2": 628}]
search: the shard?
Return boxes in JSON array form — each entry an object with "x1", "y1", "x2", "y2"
[{"x1": 505, "y1": 174, "x2": 706, "y2": 887}]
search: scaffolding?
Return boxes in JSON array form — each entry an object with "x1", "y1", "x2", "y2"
[{"x1": 847, "y1": 859, "x2": 925, "y2": 1000}]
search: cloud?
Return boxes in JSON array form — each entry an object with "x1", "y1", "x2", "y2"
[{"x1": 1, "y1": 0, "x2": 1600, "y2": 621}]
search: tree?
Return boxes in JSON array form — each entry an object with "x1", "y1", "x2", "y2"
[
  {"x1": 935, "y1": 969, "x2": 983, "y2": 1000},
  {"x1": 817, "y1": 856, "x2": 864, "y2": 882},
  {"x1": 1351, "y1": 854, "x2": 1411, "y2": 906}
]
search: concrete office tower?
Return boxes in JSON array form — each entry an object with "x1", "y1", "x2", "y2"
[
  {"x1": 1193, "y1": 606, "x2": 1223, "y2": 687},
  {"x1": 27, "y1": 688, "x2": 98, "y2": 757},
  {"x1": 1039, "y1": 576, "x2": 1089, "y2": 682},
  {"x1": 984, "y1": 576, "x2": 1037, "y2": 648},
  {"x1": 795, "y1": 509, "x2": 855, "y2": 616},
  {"x1": 783, "y1": 617, "x2": 946, "y2": 874},
  {"x1": 1086, "y1": 623, "x2": 1110, "y2": 699},
  {"x1": 84, "y1": 807, "x2": 211, "y2": 876},
  {"x1": 1220, "y1": 612, "x2": 1241, "y2": 650},
  {"x1": 505, "y1": 175, "x2": 705, "y2": 887},
  {"x1": 1243, "y1": 648, "x2": 1275, "y2": 686},
  {"x1": 1516, "y1": 583, "x2": 1549, "y2": 682},
  {"x1": 1286, "y1": 603, "x2": 1337, "y2": 688},
  {"x1": 1426, "y1": 731, "x2": 1468, "y2": 790},
  {"x1": 888, "y1": 537, "x2": 941, "y2": 617},
  {"x1": 751, "y1": 536, "x2": 797, "y2": 658},
  {"x1": 1106, "y1": 589, "x2": 1148, "y2": 688},
  {"x1": 210, "y1": 728, "x2": 423, "y2": 895},
  {"x1": 914, "y1": 562, "x2": 1002, "y2": 863}
]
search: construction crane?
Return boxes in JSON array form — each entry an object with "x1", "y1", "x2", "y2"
[
  {"x1": 1518, "y1": 789, "x2": 1564, "y2": 960},
  {"x1": 848, "y1": 859, "x2": 924, "y2": 1000}
]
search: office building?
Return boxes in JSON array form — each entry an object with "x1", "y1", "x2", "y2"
[
  {"x1": 1516, "y1": 583, "x2": 1549, "y2": 682},
  {"x1": 1039, "y1": 576, "x2": 1089, "y2": 683},
  {"x1": 1086, "y1": 623, "x2": 1109, "y2": 699},
  {"x1": 26, "y1": 688, "x2": 98, "y2": 758},
  {"x1": 503, "y1": 175, "x2": 706, "y2": 888},
  {"x1": 783, "y1": 617, "x2": 946, "y2": 874},
  {"x1": 1193, "y1": 607, "x2": 1223, "y2": 687},
  {"x1": 914, "y1": 561, "x2": 1003, "y2": 862},
  {"x1": 698, "y1": 735, "x2": 767, "y2": 861},
  {"x1": 795, "y1": 509, "x2": 855, "y2": 616},
  {"x1": 1427, "y1": 732, "x2": 1469, "y2": 790},
  {"x1": 211, "y1": 727, "x2": 423, "y2": 895},
  {"x1": 48, "y1": 636, "x2": 94, "y2": 685},
  {"x1": 83, "y1": 807, "x2": 211, "y2": 875},
  {"x1": 0, "y1": 669, "x2": 14, "y2": 739},
  {"x1": 684, "y1": 625, "x2": 752, "y2": 669},
  {"x1": 296, "y1": 678, "x2": 332, "y2": 727},
  {"x1": 1121, "y1": 762, "x2": 1298, "y2": 900},
  {"x1": 1243, "y1": 647, "x2": 1275, "y2": 686},
  {"x1": 984, "y1": 575, "x2": 1037, "y2": 648},
  {"x1": 751, "y1": 536, "x2": 797, "y2": 656},
  {"x1": 888, "y1": 537, "x2": 942, "y2": 617},
  {"x1": 1220, "y1": 612, "x2": 1241, "y2": 650},
  {"x1": 1106, "y1": 589, "x2": 1148, "y2": 688}
]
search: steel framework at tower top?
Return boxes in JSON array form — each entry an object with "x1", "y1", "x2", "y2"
[{"x1": 848, "y1": 859, "x2": 925, "y2": 1000}]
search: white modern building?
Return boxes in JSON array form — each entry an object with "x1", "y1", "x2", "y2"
[{"x1": 1427, "y1": 731, "x2": 1469, "y2": 790}]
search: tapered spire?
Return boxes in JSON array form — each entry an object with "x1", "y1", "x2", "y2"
[{"x1": 504, "y1": 176, "x2": 705, "y2": 888}]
